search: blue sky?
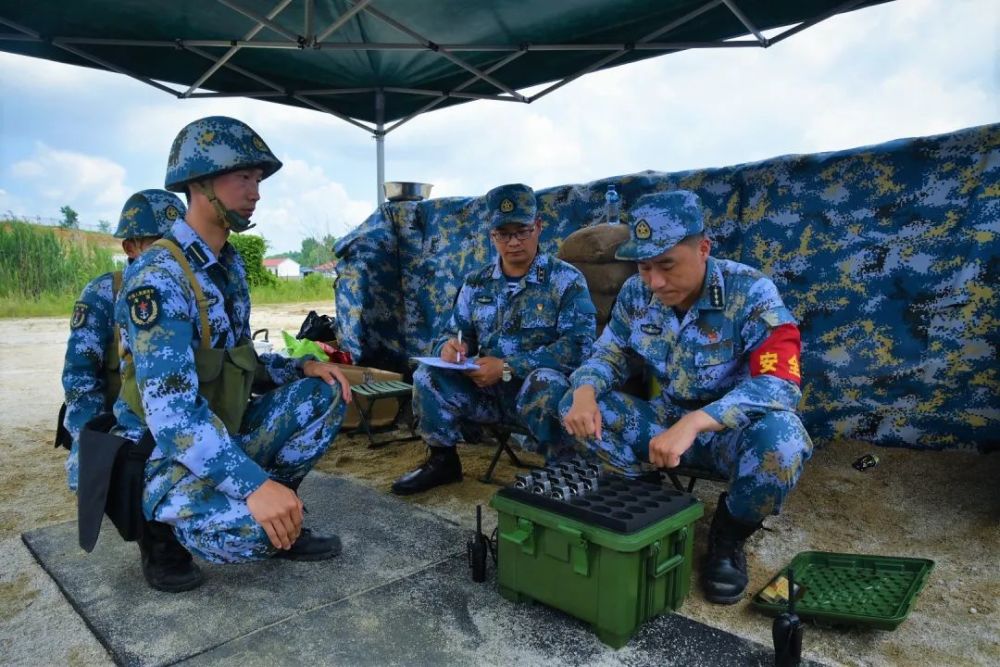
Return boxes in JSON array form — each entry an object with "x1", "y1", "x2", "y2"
[{"x1": 0, "y1": 0, "x2": 997, "y2": 254}]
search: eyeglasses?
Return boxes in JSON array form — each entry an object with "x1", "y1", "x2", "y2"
[{"x1": 491, "y1": 228, "x2": 534, "y2": 243}]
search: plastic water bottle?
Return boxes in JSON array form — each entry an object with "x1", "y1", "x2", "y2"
[{"x1": 605, "y1": 184, "x2": 621, "y2": 224}]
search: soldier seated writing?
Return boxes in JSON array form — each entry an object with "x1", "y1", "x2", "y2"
[{"x1": 391, "y1": 183, "x2": 597, "y2": 496}]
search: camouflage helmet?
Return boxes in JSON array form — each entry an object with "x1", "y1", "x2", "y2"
[
  {"x1": 113, "y1": 189, "x2": 186, "y2": 239},
  {"x1": 164, "y1": 116, "x2": 283, "y2": 192}
]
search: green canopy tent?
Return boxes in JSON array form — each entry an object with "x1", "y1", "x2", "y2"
[{"x1": 0, "y1": 0, "x2": 892, "y2": 201}]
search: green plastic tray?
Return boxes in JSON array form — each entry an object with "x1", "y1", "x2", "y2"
[{"x1": 752, "y1": 551, "x2": 934, "y2": 630}]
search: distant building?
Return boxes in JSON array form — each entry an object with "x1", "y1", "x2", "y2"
[
  {"x1": 312, "y1": 260, "x2": 338, "y2": 277},
  {"x1": 263, "y1": 257, "x2": 301, "y2": 278}
]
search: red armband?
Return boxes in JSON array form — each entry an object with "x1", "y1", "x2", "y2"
[{"x1": 749, "y1": 323, "x2": 801, "y2": 385}]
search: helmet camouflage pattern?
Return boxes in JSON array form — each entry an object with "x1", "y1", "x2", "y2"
[
  {"x1": 113, "y1": 189, "x2": 187, "y2": 239},
  {"x1": 165, "y1": 116, "x2": 283, "y2": 192}
]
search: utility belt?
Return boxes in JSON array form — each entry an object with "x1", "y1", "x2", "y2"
[{"x1": 77, "y1": 413, "x2": 156, "y2": 552}]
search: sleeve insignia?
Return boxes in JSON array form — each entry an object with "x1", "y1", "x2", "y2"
[
  {"x1": 126, "y1": 286, "x2": 162, "y2": 329},
  {"x1": 70, "y1": 302, "x2": 89, "y2": 329}
]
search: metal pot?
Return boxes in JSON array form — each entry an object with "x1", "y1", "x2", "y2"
[{"x1": 384, "y1": 181, "x2": 433, "y2": 202}]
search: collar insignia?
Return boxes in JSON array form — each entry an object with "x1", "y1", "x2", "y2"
[{"x1": 710, "y1": 283, "x2": 723, "y2": 307}]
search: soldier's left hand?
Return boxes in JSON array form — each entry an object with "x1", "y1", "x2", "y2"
[
  {"x1": 302, "y1": 360, "x2": 353, "y2": 403},
  {"x1": 466, "y1": 356, "x2": 503, "y2": 387}
]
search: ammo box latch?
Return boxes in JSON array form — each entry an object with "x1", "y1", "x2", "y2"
[{"x1": 501, "y1": 517, "x2": 536, "y2": 556}]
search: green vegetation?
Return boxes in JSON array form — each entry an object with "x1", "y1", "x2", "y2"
[
  {"x1": 0, "y1": 219, "x2": 117, "y2": 317},
  {"x1": 230, "y1": 233, "x2": 278, "y2": 287},
  {"x1": 59, "y1": 205, "x2": 80, "y2": 229},
  {"x1": 0, "y1": 220, "x2": 333, "y2": 318},
  {"x1": 268, "y1": 233, "x2": 337, "y2": 268},
  {"x1": 250, "y1": 272, "x2": 332, "y2": 304}
]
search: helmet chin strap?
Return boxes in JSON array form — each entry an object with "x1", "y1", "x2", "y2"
[{"x1": 192, "y1": 181, "x2": 256, "y2": 233}]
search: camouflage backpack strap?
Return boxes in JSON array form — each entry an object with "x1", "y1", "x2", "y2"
[{"x1": 152, "y1": 239, "x2": 212, "y2": 350}]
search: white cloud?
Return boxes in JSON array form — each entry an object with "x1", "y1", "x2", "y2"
[
  {"x1": 253, "y1": 158, "x2": 376, "y2": 253},
  {"x1": 6, "y1": 143, "x2": 130, "y2": 223}
]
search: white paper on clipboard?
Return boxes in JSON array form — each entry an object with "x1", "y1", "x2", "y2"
[{"x1": 411, "y1": 356, "x2": 480, "y2": 370}]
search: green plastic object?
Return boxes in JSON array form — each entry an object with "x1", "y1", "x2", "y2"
[
  {"x1": 752, "y1": 551, "x2": 935, "y2": 631},
  {"x1": 281, "y1": 330, "x2": 329, "y2": 361},
  {"x1": 490, "y1": 491, "x2": 703, "y2": 648}
]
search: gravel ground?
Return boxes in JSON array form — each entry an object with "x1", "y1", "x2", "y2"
[{"x1": 1, "y1": 303, "x2": 996, "y2": 666}]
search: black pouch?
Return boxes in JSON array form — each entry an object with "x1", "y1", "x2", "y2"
[
  {"x1": 77, "y1": 414, "x2": 156, "y2": 551},
  {"x1": 54, "y1": 402, "x2": 72, "y2": 450},
  {"x1": 296, "y1": 310, "x2": 338, "y2": 341}
]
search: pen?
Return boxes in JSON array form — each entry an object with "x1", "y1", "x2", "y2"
[{"x1": 457, "y1": 330, "x2": 463, "y2": 363}]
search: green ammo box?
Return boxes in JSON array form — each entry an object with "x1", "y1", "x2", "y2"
[{"x1": 490, "y1": 471, "x2": 704, "y2": 648}]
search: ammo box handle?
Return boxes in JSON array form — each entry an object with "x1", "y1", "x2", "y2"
[
  {"x1": 651, "y1": 554, "x2": 683, "y2": 579},
  {"x1": 648, "y1": 526, "x2": 689, "y2": 579}
]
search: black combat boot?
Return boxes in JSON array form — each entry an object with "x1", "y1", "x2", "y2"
[
  {"x1": 138, "y1": 521, "x2": 204, "y2": 593},
  {"x1": 702, "y1": 493, "x2": 761, "y2": 604},
  {"x1": 272, "y1": 478, "x2": 343, "y2": 562},
  {"x1": 391, "y1": 446, "x2": 462, "y2": 496}
]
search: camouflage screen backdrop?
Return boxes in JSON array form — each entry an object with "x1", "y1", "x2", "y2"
[{"x1": 335, "y1": 123, "x2": 999, "y2": 452}]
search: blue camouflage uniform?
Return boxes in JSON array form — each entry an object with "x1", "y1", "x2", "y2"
[
  {"x1": 61, "y1": 189, "x2": 186, "y2": 491},
  {"x1": 113, "y1": 218, "x2": 346, "y2": 563},
  {"x1": 415, "y1": 184, "x2": 597, "y2": 459},
  {"x1": 527, "y1": 190, "x2": 812, "y2": 524},
  {"x1": 62, "y1": 272, "x2": 118, "y2": 491}
]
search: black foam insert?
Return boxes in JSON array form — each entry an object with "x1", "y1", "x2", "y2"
[{"x1": 497, "y1": 459, "x2": 698, "y2": 534}]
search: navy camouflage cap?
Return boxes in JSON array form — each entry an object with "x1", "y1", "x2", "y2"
[
  {"x1": 165, "y1": 116, "x2": 283, "y2": 192},
  {"x1": 615, "y1": 190, "x2": 705, "y2": 261},
  {"x1": 486, "y1": 183, "x2": 536, "y2": 229},
  {"x1": 113, "y1": 189, "x2": 186, "y2": 239}
]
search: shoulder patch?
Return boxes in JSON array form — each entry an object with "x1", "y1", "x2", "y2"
[
  {"x1": 126, "y1": 286, "x2": 162, "y2": 329},
  {"x1": 70, "y1": 302, "x2": 89, "y2": 329}
]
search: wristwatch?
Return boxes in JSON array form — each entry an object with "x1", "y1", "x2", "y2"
[{"x1": 501, "y1": 362, "x2": 513, "y2": 383}]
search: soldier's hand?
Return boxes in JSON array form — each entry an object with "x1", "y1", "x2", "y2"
[
  {"x1": 246, "y1": 479, "x2": 304, "y2": 550},
  {"x1": 441, "y1": 338, "x2": 469, "y2": 364},
  {"x1": 466, "y1": 356, "x2": 502, "y2": 387},
  {"x1": 302, "y1": 360, "x2": 352, "y2": 403},
  {"x1": 563, "y1": 386, "x2": 602, "y2": 440},
  {"x1": 648, "y1": 410, "x2": 722, "y2": 468}
]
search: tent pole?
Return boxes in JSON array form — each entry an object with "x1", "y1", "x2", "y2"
[{"x1": 376, "y1": 89, "x2": 385, "y2": 205}]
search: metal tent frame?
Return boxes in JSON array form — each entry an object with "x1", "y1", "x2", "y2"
[{"x1": 0, "y1": 0, "x2": 882, "y2": 203}]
